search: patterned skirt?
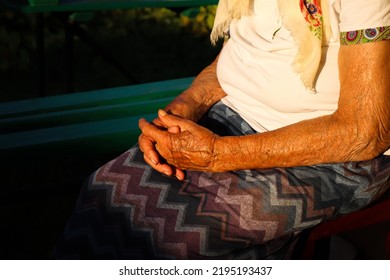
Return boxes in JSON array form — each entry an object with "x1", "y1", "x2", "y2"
[{"x1": 55, "y1": 102, "x2": 390, "y2": 259}]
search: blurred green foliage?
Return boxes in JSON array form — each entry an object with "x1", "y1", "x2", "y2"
[
  {"x1": 0, "y1": 7, "x2": 35, "y2": 71},
  {"x1": 181, "y1": 5, "x2": 217, "y2": 33},
  {"x1": 0, "y1": 5, "x2": 220, "y2": 101}
]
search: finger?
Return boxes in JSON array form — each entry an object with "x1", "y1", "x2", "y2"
[
  {"x1": 141, "y1": 137, "x2": 185, "y2": 180},
  {"x1": 157, "y1": 109, "x2": 187, "y2": 130},
  {"x1": 144, "y1": 146, "x2": 160, "y2": 166},
  {"x1": 143, "y1": 154, "x2": 174, "y2": 176},
  {"x1": 167, "y1": 125, "x2": 181, "y2": 134},
  {"x1": 139, "y1": 118, "x2": 166, "y2": 140},
  {"x1": 151, "y1": 117, "x2": 164, "y2": 128},
  {"x1": 138, "y1": 134, "x2": 159, "y2": 165},
  {"x1": 173, "y1": 168, "x2": 186, "y2": 181},
  {"x1": 143, "y1": 154, "x2": 187, "y2": 182},
  {"x1": 138, "y1": 133, "x2": 155, "y2": 152}
]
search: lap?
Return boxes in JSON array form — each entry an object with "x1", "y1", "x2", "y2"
[{"x1": 55, "y1": 144, "x2": 390, "y2": 259}]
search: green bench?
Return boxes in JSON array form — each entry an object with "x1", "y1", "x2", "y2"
[{"x1": 0, "y1": 77, "x2": 193, "y2": 155}]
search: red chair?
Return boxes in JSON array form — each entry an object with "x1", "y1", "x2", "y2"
[{"x1": 299, "y1": 193, "x2": 390, "y2": 259}]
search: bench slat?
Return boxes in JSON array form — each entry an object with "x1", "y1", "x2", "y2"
[
  {"x1": 0, "y1": 97, "x2": 174, "y2": 133},
  {"x1": 0, "y1": 113, "x2": 156, "y2": 152},
  {"x1": 0, "y1": 77, "x2": 193, "y2": 118}
]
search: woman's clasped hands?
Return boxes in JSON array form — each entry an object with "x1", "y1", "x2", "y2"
[{"x1": 138, "y1": 109, "x2": 219, "y2": 181}]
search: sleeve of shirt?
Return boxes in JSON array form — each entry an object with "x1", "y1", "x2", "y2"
[
  {"x1": 339, "y1": 0, "x2": 390, "y2": 31},
  {"x1": 338, "y1": 0, "x2": 390, "y2": 45}
]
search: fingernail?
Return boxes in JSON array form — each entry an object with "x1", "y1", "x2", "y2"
[
  {"x1": 158, "y1": 109, "x2": 167, "y2": 117},
  {"x1": 176, "y1": 175, "x2": 183, "y2": 181}
]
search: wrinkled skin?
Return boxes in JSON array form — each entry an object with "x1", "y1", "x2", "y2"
[{"x1": 139, "y1": 110, "x2": 219, "y2": 173}]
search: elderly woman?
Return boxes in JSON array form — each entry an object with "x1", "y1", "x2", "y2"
[{"x1": 56, "y1": 0, "x2": 390, "y2": 259}]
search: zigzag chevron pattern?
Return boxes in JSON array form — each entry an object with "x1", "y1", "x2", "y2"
[{"x1": 55, "y1": 146, "x2": 390, "y2": 260}]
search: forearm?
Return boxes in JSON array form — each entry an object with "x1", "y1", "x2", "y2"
[
  {"x1": 213, "y1": 114, "x2": 372, "y2": 171},
  {"x1": 164, "y1": 55, "x2": 226, "y2": 121}
]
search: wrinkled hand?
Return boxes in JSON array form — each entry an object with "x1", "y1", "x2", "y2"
[
  {"x1": 138, "y1": 114, "x2": 185, "y2": 180},
  {"x1": 139, "y1": 110, "x2": 219, "y2": 175},
  {"x1": 138, "y1": 95, "x2": 205, "y2": 181}
]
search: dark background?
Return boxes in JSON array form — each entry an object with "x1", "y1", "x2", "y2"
[{"x1": 0, "y1": 5, "x2": 221, "y2": 259}]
